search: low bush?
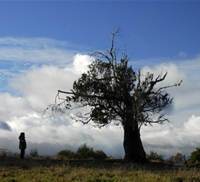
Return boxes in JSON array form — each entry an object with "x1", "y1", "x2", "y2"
[
  {"x1": 29, "y1": 148, "x2": 39, "y2": 157},
  {"x1": 55, "y1": 143, "x2": 107, "y2": 160},
  {"x1": 188, "y1": 147, "x2": 200, "y2": 164},
  {"x1": 76, "y1": 143, "x2": 96, "y2": 159},
  {"x1": 94, "y1": 150, "x2": 108, "y2": 160},
  {"x1": 146, "y1": 151, "x2": 164, "y2": 163},
  {"x1": 0, "y1": 148, "x2": 7, "y2": 158},
  {"x1": 55, "y1": 149, "x2": 76, "y2": 159}
]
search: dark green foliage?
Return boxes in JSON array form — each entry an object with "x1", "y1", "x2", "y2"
[
  {"x1": 46, "y1": 28, "x2": 182, "y2": 163},
  {"x1": 169, "y1": 155, "x2": 176, "y2": 165},
  {"x1": 0, "y1": 148, "x2": 7, "y2": 158},
  {"x1": 29, "y1": 148, "x2": 38, "y2": 157},
  {"x1": 55, "y1": 144, "x2": 107, "y2": 160},
  {"x1": 76, "y1": 143, "x2": 96, "y2": 160},
  {"x1": 146, "y1": 151, "x2": 163, "y2": 163},
  {"x1": 76, "y1": 144, "x2": 107, "y2": 160},
  {"x1": 56, "y1": 149, "x2": 76, "y2": 159},
  {"x1": 167, "y1": 153, "x2": 184, "y2": 165},
  {"x1": 174, "y1": 153, "x2": 184, "y2": 165},
  {"x1": 164, "y1": 159, "x2": 174, "y2": 166},
  {"x1": 94, "y1": 150, "x2": 108, "y2": 160},
  {"x1": 188, "y1": 148, "x2": 200, "y2": 164}
]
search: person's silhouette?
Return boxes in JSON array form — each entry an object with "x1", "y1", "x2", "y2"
[{"x1": 19, "y1": 132, "x2": 27, "y2": 159}]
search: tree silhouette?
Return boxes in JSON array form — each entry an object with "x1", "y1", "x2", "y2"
[
  {"x1": 188, "y1": 148, "x2": 200, "y2": 164},
  {"x1": 45, "y1": 28, "x2": 182, "y2": 163}
]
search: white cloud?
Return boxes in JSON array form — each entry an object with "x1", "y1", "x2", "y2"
[
  {"x1": 0, "y1": 51, "x2": 124, "y2": 157},
  {"x1": 72, "y1": 54, "x2": 94, "y2": 74},
  {"x1": 141, "y1": 115, "x2": 200, "y2": 156},
  {"x1": 0, "y1": 93, "x2": 31, "y2": 121},
  {"x1": 9, "y1": 65, "x2": 77, "y2": 110},
  {"x1": 184, "y1": 115, "x2": 200, "y2": 135},
  {"x1": 0, "y1": 37, "x2": 200, "y2": 158},
  {"x1": 8, "y1": 53, "x2": 94, "y2": 111},
  {"x1": 0, "y1": 37, "x2": 76, "y2": 66},
  {"x1": 2, "y1": 110, "x2": 123, "y2": 156},
  {"x1": 141, "y1": 62, "x2": 199, "y2": 111},
  {"x1": 141, "y1": 63, "x2": 185, "y2": 87}
]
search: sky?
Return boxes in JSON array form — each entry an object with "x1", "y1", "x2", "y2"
[{"x1": 0, "y1": 1, "x2": 200, "y2": 158}]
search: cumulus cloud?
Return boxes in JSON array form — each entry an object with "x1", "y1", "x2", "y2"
[
  {"x1": 141, "y1": 115, "x2": 200, "y2": 156},
  {"x1": 72, "y1": 54, "x2": 94, "y2": 74},
  {"x1": 0, "y1": 93, "x2": 31, "y2": 121},
  {"x1": 3, "y1": 110, "x2": 123, "y2": 156},
  {"x1": 0, "y1": 37, "x2": 199, "y2": 158},
  {"x1": 9, "y1": 65, "x2": 77, "y2": 110},
  {"x1": 141, "y1": 63, "x2": 185, "y2": 88},
  {"x1": 141, "y1": 62, "x2": 200, "y2": 112},
  {"x1": 0, "y1": 37, "x2": 75, "y2": 64},
  {"x1": 0, "y1": 48, "x2": 123, "y2": 157}
]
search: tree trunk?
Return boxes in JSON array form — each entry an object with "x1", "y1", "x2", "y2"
[{"x1": 123, "y1": 118, "x2": 148, "y2": 163}]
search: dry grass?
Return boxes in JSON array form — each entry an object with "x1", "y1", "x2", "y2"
[{"x1": 0, "y1": 157, "x2": 200, "y2": 182}]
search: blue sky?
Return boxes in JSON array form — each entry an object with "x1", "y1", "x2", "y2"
[
  {"x1": 1, "y1": 2, "x2": 200, "y2": 59},
  {"x1": 0, "y1": 1, "x2": 200, "y2": 158}
]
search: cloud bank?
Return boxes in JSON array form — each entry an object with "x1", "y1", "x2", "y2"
[
  {"x1": 0, "y1": 37, "x2": 199, "y2": 158},
  {"x1": 0, "y1": 37, "x2": 75, "y2": 64}
]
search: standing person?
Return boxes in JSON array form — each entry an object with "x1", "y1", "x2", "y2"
[{"x1": 19, "y1": 132, "x2": 27, "y2": 159}]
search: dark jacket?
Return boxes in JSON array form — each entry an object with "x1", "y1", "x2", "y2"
[{"x1": 19, "y1": 133, "x2": 27, "y2": 150}]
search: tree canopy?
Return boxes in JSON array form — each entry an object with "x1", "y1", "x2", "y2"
[
  {"x1": 188, "y1": 148, "x2": 200, "y2": 165},
  {"x1": 45, "y1": 28, "x2": 182, "y2": 163}
]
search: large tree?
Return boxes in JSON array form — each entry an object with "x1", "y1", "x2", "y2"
[{"x1": 46, "y1": 29, "x2": 182, "y2": 163}]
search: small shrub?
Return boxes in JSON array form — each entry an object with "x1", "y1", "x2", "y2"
[
  {"x1": 94, "y1": 150, "x2": 107, "y2": 160},
  {"x1": 174, "y1": 153, "x2": 184, "y2": 165},
  {"x1": 188, "y1": 147, "x2": 200, "y2": 164},
  {"x1": 0, "y1": 148, "x2": 7, "y2": 158},
  {"x1": 107, "y1": 156, "x2": 114, "y2": 160},
  {"x1": 29, "y1": 148, "x2": 38, "y2": 157},
  {"x1": 13, "y1": 152, "x2": 20, "y2": 158},
  {"x1": 56, "y1": 144, "x2": 108, "y2": 160},
  {"x1": 55, "y1": 149, "x2": 76, "y2": 159},
  {"x1": 76, "y1": 143, "x2": 96, "y2": 159},
  {"x1": 169, "y1": 155, "x2": 176, "y2": 163},
  {"x1": 147, "y1": 151, "x2": 164, "y2": 163},
  {"x1": 165, "y1": 159, "x2": 174, "y2": 166}
]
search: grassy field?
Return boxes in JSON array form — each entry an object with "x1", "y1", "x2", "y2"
[{"x1": 0, "y1": 157, "x2": 200, "y2": 182}]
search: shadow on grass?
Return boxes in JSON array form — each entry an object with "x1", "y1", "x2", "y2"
[{"x1": 0, "y1": 156, "x2": 192, "y2": 172}]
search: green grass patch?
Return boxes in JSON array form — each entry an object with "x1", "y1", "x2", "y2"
[{"x1": 0, "y1": 158, "x2": 200, "y2": 181}]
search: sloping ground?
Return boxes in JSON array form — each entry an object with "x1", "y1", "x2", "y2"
[
  {"x1": 0, "y1": 156, "x2": 195, "y2": 171},
  {"x1": 0, "y1": 158, "x2": 200, "y2": 182}
]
